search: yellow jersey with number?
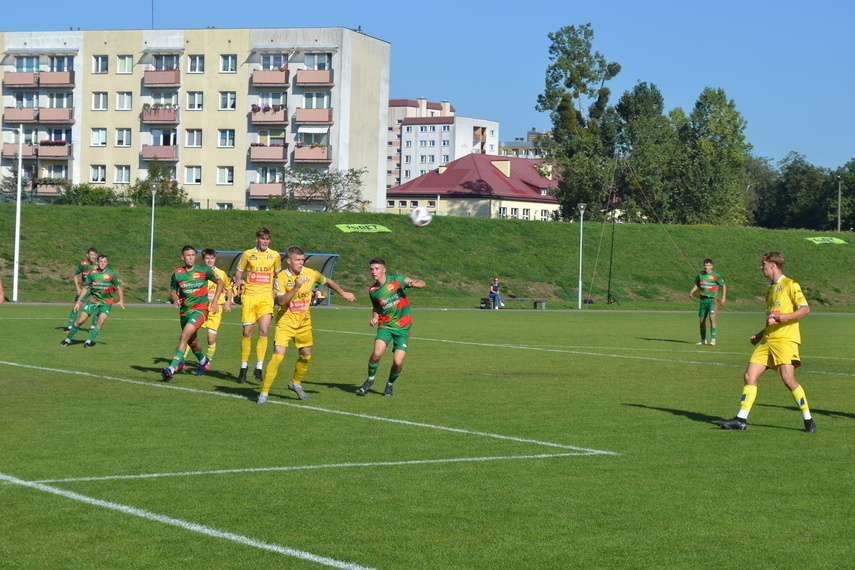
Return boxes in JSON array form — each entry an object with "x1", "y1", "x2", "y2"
[
  {"x1": 764, "y1": 276, "x2": 808, "y2": 343},
  {"x1": 273, "y1": 267, "x2": 326, "y2": 328},
  {"x1": 236, "y1": 248, "x2": 281, "y2": 296}
]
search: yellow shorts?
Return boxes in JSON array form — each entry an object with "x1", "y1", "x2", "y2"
[
  {"x1": 750, "y1": 339, "x2": 801, "y2": 371},
  {"x1": 241, "y1": 294, "x2": 274, "y2": 325},
  {"x1": 204, "y1": 306, "x2": 224, "y2": 331},
  {"x1": 274, "y1": 321, "x2": 313, "y2": 349}
]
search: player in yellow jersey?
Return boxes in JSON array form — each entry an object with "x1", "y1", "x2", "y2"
[
  {"x1": 257, "y1": 246, "x2": 355, "y2": 404},
  {"x1": 201, "y1": 249, "x2": 234, "y2": 366},
  {"x1": 233, "y1": 228, "x2": 281, "y2": 383},
  {"x1": 717, "y1": 251, "x2": 815, "y2": 433}
]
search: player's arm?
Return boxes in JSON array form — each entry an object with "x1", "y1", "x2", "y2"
[
  {"x1": 223, "y1": 277, "x2": 234, "y2": 311},
  {"x1": 689, "y1": 284, "x2": 699, "y2": 299},
  {"x1": 404, "y1": 277, "x2": 426, "y2": 289},
  {"x1": 719, "y1": 283, "x2": 727, "y2": 305},
  {"x1": 274, "y1": 276, "x2": 309, "y2": 307},
  {"x1": 774, "y1": 303, "x2": 810, "y2": 324},
  {"x1": 324, "y1": 278, "x2": 356, "y2": 302},
  {"x1": 209, "y1": 277, "x2": 224, "y2": 315},
  {"x1": 116, "y1": 285, "x2": 126, "y2": 310},
  {"x1": 73, "y1": 272, "x2": 83, "y2": 296},
  {"x1": 369, "y1": 311, "x2": 379, "y2": 327}
]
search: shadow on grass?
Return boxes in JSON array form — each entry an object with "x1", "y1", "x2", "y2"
[
  {"x1": 625, "y1": 403, "x2": 801, "y2": 431},
  {"x1": 310, "y1": 379, "x2": 368, "y2": 395},
  {"x1": 635, "y1": 337, "x2": 694, "y2": 344},
  {"x1": 757, "y1": 403, "x2": 855, "y2": 420}
]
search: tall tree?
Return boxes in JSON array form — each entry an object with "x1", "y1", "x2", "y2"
[
  {"x1": 0, "y1": 163, "x2": 38, "y2": 204},
  {"x1": 281, "y1": 167, "x2": 368, "y2": 212},
  {"x1": 125, "y1": 160, "x2": 194, "y2": 208}
]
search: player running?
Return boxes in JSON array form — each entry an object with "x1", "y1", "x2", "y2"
[
  {"x1": 199, "y1": 248, "x2": 234, "y2": 367},
  {"x1": 66, "y1": 247, "x2": 99, "y2": 330},
  {"x1": 61, "y1": 254, "x2": 125, "y2": 347},
  {"x1": 357, "y1": 257, "x2": 425, "y2": 397}
]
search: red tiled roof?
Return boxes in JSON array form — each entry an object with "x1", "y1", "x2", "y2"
[
  {"x1": 388, "y1": 154, "x2": 558, "y2": 203},
  {"x1": 389, "y1": 99, "x2": 455, "y2": 112}
]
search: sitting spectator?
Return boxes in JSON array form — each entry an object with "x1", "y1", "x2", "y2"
[{"x1": 489, "y1": 278, "x2": 504, "y2": 310}]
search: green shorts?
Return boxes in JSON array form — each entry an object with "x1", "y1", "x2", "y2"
[
  {"x1": 698, "y1": 297, "x2": 717, "y2": 318},
  {"x1": 180, "y1": 309, "x2": 208, "y2": 330},
  {"x1": 375, "y1": 326, "x2": 410, "y2": 352},
  {"x1": 81, "y1": 300, "x2": 112, "y2": 318}
]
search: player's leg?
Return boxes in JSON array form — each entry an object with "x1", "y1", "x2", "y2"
[
  {"x1": 259, "y1": 323, "x2": 292, "y2": 403},
  {"x1": 237, "y1": 297, "x2": 257, "y2": 383},
  {"x1": 358, "y1": 337, "x2": 388, "y2": 395},
  {"x1": 718, "y1": 344, "x2": 766, "y2": 429},
  {"x1": 254, "y1": 299, "x2": 274, "y2": 381},
  {"x1": 62, "y1": 309, "x2": 91, "y2": 344},
  {"x1": 384, "y1": 348, "x2": 408, "y2": 397},
  {"x1": 85, "y1": 308, "x2": 110, "y2": 345},
  {"x1": 708, "y1": 306, "x2": 719, "y2": 346},
  {"x1": 287, "y1": 340, "x2": 312, "y2": 401},
  {"x1": 776, "y1": 342, "x2": 814, "y2": 432}
]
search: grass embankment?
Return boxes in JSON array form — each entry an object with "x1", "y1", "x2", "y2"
[{"x1": 0, "y1": 203, "x2": 852, "y2": 310}]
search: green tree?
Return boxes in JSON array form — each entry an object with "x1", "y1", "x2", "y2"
[
  {"x1": 0, "y1": 163, "x2": 38, "y2": 204},
  {"x1": 755, "y1": 152, "x2": 826, "y2": 229},
  {"x1": 281, "y1": 166, "x2": 367, "y2": 212},
  {"x1": 125, "y1": 160, "x2": 194, "y2": 208},
  {"x1": 53, "y1": 183, "x2": 123, "y2": 206},
  {"x1": 831, "y1": 160, "x2": 855, "y2": 231},
  {"x1": 743, "y1": 154, "x2": 778, "y2": 225}
]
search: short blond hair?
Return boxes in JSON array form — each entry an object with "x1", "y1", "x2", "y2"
[{"x1": 761, "y1": 251, "x2": 786, "y2": 269}]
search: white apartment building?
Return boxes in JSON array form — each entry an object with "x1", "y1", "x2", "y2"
[
  {"x1": 0, "y1": 27, "x2": 390, "y2": 211},
  {"x1": 386, "y1": 98, "x2": 499, "y2": 188}
]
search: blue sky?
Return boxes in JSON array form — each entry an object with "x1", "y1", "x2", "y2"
[{"x1": 5, "y1": 0, "x2": 853, "y2": 169}]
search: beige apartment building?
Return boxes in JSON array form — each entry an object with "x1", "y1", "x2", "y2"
[{"x1": 0, "y1": 27, "x2": 390, "y2": 210}]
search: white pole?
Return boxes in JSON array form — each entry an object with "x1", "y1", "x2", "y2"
[
  {"x1": 12, "y1": 124, "x2": 23, "y2": 303},
  {"x1": 577, "y1": 203, "x2": 586, "y2": 310},
  {"x1": 147, "y1": 189, "x2": 157, "y2": 302},
  {"x1": 838, "y1": 176, "x2": 842, "y2": 233}
]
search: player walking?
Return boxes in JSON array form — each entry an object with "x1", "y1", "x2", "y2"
[
  {"x1": 66, "y1": 247, "x2": 99, "y2": 330},
  {"x1": 689, "y1": 258, "x2": 727, "y2": 346},
  {"x1": 61, "y1": 254, "x2": 125, "y2": 347}
]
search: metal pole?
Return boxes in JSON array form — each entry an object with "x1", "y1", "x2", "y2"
[
  {"x1": 837, "y1": 176, "x2": 842, "y2": 233},
  {"x1": 12, "y1": 124, "x2": 23, "y2": 302},
  {"x1": 147, "y1": 189, "x2": 157, "y2": 302},
  {"x1": 577, "y1": 203, "x2": 586, "y2": 310}
]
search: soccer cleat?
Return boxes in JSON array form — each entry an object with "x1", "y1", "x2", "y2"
[
  {"x1": 696, "y1": 340, "x2": 707, "y2": 345},
  {"x1": 161, "y1": 367, "x2": 174, "y2": 382},
  {"x1": 236, "y1": 368, "x2": 247, "y2": 384},
  {"x1": 60, "y1": 339, "x2": 71, "y2": 347},
  {"x1": 175, "y1": 360, "x2": 186, "y2": 373},
  {"x1": 254, "y1": 367, "x2": 263, "y2": 382},
  {"x1": 709, "y1": 340, "x2": 717, "y2": 346},
  {"x1": 716, "y1": 417, "x2": 747, "y2": 430},
  {"x1": 195, "y1": 357, "x2": 211, "y2": 376},
  {"x1": 356, "y1": 378, "x2": 375, "y2": 396},
  {"x1": 257, "y1": 392, "x2": 268, "y2": 406},
  {"x1": 83, "y1": 340, "x2": 94, "y2": 348},
  {"x1": 804, "y1": 419, "x2": 816, "y2": 433},
  {"x1": 288, "y1": 381, "x2": 309, "y2": 401},
  {"x1": 384, "y1": 382, "x2": 394, "y2": 397}
]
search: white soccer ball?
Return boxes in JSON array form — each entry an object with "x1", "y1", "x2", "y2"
[{"x1": 409, "y1": 206, "x2": 433, "y2": 227}]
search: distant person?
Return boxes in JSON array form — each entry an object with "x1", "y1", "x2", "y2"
[
  {"x1": 689, "y1": 258, "x2": 726, "y2": 345},
  {"x1": 233, "y1": 228, "x2": 281, "y2": 384},
  {"x1": 67, "y1": 247, "x2": 99, "y2": 330},
  {"x1": 257, "y1": 246, "x2": 355, "y2": 404},
  {"x1": 161, "y1": 246, "x2": 223, "y2": 381},
  {"x1": 488, "y1": 277, "x2": 504, "y2": 309},
  {"x1": 61, "y1": 254, "x2": 125, "y2": 348},
  {"x1": 717, "y1": 251, "x2": 815, "y2": 433},
  {"x1": 357, "y1": 257, "x2": 426, "y2": 397}
]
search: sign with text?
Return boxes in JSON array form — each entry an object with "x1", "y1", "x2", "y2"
[
  {"x1": 805, "y1": 237, "x2": 846, "y2": 245},
  {"x1": 336, "y1": 224, "x2": 392, "y2": 233}
]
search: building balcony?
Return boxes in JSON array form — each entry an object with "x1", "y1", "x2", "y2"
[
  {"x1": 293, "y1": 107, "x2": 333, "y2": 124},
  {"x1": 250, "y1": 107, "x2": 288, "y2": 124},
  {"x1": 37, "y1": 143, "x2": 72, "y2": 158},
  {"x1": 252, "y1": 69, "x2": 290, "y2": 87},
  {"x1": 39, "y1": 71, "x2": 75, "y2": 87},
  {"x1": 3, "y1": 72, "x2": 38, "y2": 87},
  {"x1": 249, "y1": 182, "x2": 284, "y2": 198},
  {"x1": 38, "y1": 108, "x2": 75, "y2": 123},
  {"x1": 293, "y1": 144, "x2": 331, "y2": 163},
  {"x1": 143, "y1": 69, "x2": 181, "y2": 87},
  {"x1": 295, "y1": 69, "x2": 334, "y2": 86},
  {"x1": 250, "y1": 145, "x2": 288, "y2": 162},
  {"x1": 3, "y1": 107, "x2": 38, "y2": 123},
  {"x1": 34, "y1": 180, "x2": 67, "y2": 196},
  {"x1": 2, "y1": 142, "x2": 36, "y2": 158},
  {"x1": 141, "y1": 145, "x2": 179, "y2": 160},
  {"x1": 142, "y1": 107, "x2": 179, "y2": 123}
]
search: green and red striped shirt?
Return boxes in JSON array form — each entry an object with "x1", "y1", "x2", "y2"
[
  {"x1": 369, "y1": 275, "x2": 413, "y2": 329},
  {"x1": 83, "y1": 269, "x2": 122, "y2": 304},
  {"x1": 171, "y1": 265, "x2": 220, "y2": 315}
]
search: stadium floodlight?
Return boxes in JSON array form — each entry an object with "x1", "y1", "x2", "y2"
[
  {"x1": 147, "y1": 189, "x2": 157, "y2": 303},
  {"x1": 577, "y1": 203, "x2": 586, "y2": 310},
  {"x1": 2, "y1": 124, "x2": 24, "y2": 302}
]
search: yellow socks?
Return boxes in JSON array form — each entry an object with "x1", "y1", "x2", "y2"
[{"x1": 261, "y1": 353, "x2": 284, "y2": 394}]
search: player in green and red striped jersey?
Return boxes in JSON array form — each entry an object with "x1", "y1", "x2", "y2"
[
  {"x1": 66, "y1": 247, "x2": 99, "y2": 330},
  {"x1": 689, "y1": 258, "x2": 727, "y2": 346},
  {"x1": 161, "y1": 246, "x2": 223, "y2": 381},
  {"x1": 356, "y1": 257, "x2": 426, "y2": 397},
  {"x1": 61, "y1": 254, "x2": 125, "y2": 348}
]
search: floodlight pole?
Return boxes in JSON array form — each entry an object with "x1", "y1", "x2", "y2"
[
  {"x1": 837, "y1": 176, "x2": 842, "y2": 232},
  {"x1": 147, "y1": 189, "x2": 157, "y2": 303},
  {"x1": 12, "y1": 124, "x2": 23, "y2": 302},
  {"x1": 577, "y1": 203, "x2": 586, "y2": 310}
]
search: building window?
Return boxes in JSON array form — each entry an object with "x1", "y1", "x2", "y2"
[
  {"x1": 47, "y1": 164, "x2": 68, "y2": 179},
  {"x1": 419, "y1": 126, "x2": 427, "y2": 132},
  {"x1": 404, "y1": 170, "x2": 411, "y2": 177},
  {"x1": 428, "y1": 155, "x2": 435, "y2": 162},
  {"x1": 429, "y1": 140, "x2": 436, "y2": 147},
  {"x1": 188, "y1": 55, "x2": 205, "y2": 73},
  {"x1": 499, "y1": 207, "x2": 507, "y2": 219},
  {"x1": 541, "y1": 210, "x2": 550, "y2": 221},
  {"x1": 305, "y1": 52, "x2": 331, "y2": 70},
  {"x1": 117, "y1": 55, "x2": 133, "y2": 74},
  {"x1": 50, "y1": 56, "x2": 73, "y2": 72},
  {"x1": 48, "y1": 92, "x2": 73, "y2": 109},
  {"x1": 387, "y1": 200, "x2": 394, "y2": 208},
  {"x1": 92, "y1": 92, "x2": 107, "y2": 111},
  {"x1": 257, "y1": 166, "x2": 282, "y2": 183},
  {"x1": 405, "y1": 126, "x2": 412, "y2": 133},
  {"x1": 90, "y1": 128, "x2": 107, "y2": 147},
  {"x1": 220, "y1": 54, "x2": 237, "y2": 73},
  {"x1": 405, "y1": 141, "x2": 412, "y2": 148},
  {"x1": 219, "y1": 92, "x2": 236, "y2": 110},
  {"x1": 259, "y1": 91, "x2": 285, "y2": 106},
  {"x1": 151, "y1": 91, "x2": 178, "y2": 106},
  {"x1": 419, "y1": 155, "x2": 427, "y2": 164},
  {"x1": 419, "y1": 170, "x2": 427, "y2": 176},
  {"x1": 185, "y1": 166, "x2": 202, "y2": 184},
  {"x1": 511, "y1": 208, "x2": 519, "y2": 219},
  {"x1": 398, "y1": 200, "x2": 407, "y2": 207},
  {"x1": 154, "y1": 54, "x2": 179, "y2": 71},
  {"x1": 116, "y1": 92, "x2": 133, "y2": 111},
  {"x1": 261, "y1": 54, "x2": 285, "y2": 70},
  {"x1": 151, "y1": 129, "x2": 177, "y2": 146},
  {"x1": 217, "y1": 166, "x2": 234, "y2": 185},
  {"x1": 48, "y1": 128, "x2": 71, "y2": 143},
  {"x1": 186, "y1": 129, "x2": 202, "y2": 147},
  {"x1": 90, "y1": 165, "x2": 106, "y2": 183},
  {"x1": 115, "y1": 165, "x2": 131, "y2": 184},
  {"x1": 410, "y1": 201, "x2": 418, "y2": 208},
  {"x1": 15, "y1": 92, "x2": 37, "y2": 108},
  {"x1": 187, "y1": 91, "x2": 203, "y2": 110},
  {"x1": 428, "y1": 200, "x2": 436, "y2": 208},
  {"x1": 442, "y1": 125, "x2": 450, "y2": 132},
  {"x1": 442, "y1": 140, "x2": 450, "y2": 146},
  {"x1": 304, "y1": 92, "x2": 330, "y2": 109},
  {"x1": 92, "y1": 55, "x2": 108, "y2": 74},
  {"x1": 522, "y1": 208, "x2": 530, "y2": 220},
  {"x1": 429, "y1": 126, "x2": 436, "y2": 132},
  {"x1": 217, "y1": 203, "x2": 233, "y2": 210},
  {"x1": 218, "y1": 129, "x2": 236, "y2": 148},
  {"x1": 418, "y1": 140, "x2": 426, "y2": 147},
  {"x1": 16, "y1": 56, "x2": 39, "y2": 72},
  {"x1": 257, "y1": 128, "x2": 286, "y2": 147},
  {"x1": 404, "y1": 156, "x2": 412, "y2": 163},
  {"x1": 116, "y1": 128, "x2": 131, "y2": 147}
]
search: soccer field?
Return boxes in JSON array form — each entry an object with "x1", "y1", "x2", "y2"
[{"x1": 1, "y1": 304, "x2": 854, "y2": 568}]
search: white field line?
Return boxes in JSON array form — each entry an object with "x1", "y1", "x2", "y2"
[
  {"x1": 0, "y1": 361, "x2": 616, "y2": 455},
  {"x1": 0, "y1": 472, "x2": 373, "y2": 570},
  {"x1": 33, "y1": 452, "x2": 585, "y2": 484}
]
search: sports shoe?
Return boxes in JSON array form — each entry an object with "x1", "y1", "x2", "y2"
[
  {"x1": 195, "y1": 357, "x2": 211, "y2": 376},
  {"x1": 288, "y1": 381, "x2": 309, "y2": 401},
  {"x1": 161, "y1": 367, "x2": 174, "y2": 382},
  {"x1": 237, "y1": 368, "x2": 247, "y2": 384},
  {"x1": 709, "y1": 340, "x2": 717, "y2": 346},
  {"x1": 356, "y1": 378, "x2": 375, "y2": 396},
  {"x1": 60, "y1": 339, "x2": 71, "y2": 347},
  {"x1": 500, "y1": 302, "x2": 505, "y2": 307},
  {"x1": 384, "y1": 382, "x2": 394, "y2": 397},
  {"x1": 83, "y1": 340, "x2": 94, "y2": 348},
  {"x1": 804, "y1": 419, "x2": 816, "y2": 433},
  {"x1": 257, "y1": 392, "x2": 268, "y2": 406},
  {"x1": 716, "y1": 417, "x2": 747, "y2": 430},
  {"x1": 175, "y1": 360, "x2": 186, "y2": 373},
  {"x1": 696, "y1": 340, "x2": 707, "y2": 345},
  {"x1": 254, "y1": 367, "x2": 263, "y2": 382}
]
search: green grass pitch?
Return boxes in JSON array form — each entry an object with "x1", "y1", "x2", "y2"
[{"x1": 1, "y1": 304, "x2": 853, "y2": 568}]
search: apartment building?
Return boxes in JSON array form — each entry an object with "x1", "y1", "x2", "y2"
[
  {"x1": 0, "y1": 27, "x2": 390, "y2": 210},
  {"x1": 386, "y1": 98, "x2": 499, "y2": 189},
  {"x1": 499, "y1": 128, "x2": 549, "y2": 159}
]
